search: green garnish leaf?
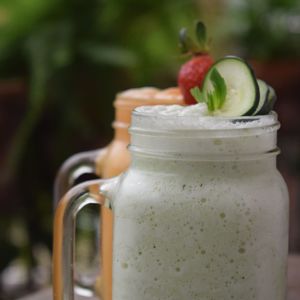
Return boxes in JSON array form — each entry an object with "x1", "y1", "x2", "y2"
[
  {"x1": 210, "y1": 68, "x2": 227, "y2": 107},
  {"x1": 207, "y1": 92, "x2": 216, "y2": 111},
  {"x1": 189, "y1": 68, "x2": 227, "y2": 112},
  {"x1": 206, "y1": 68, "x2": 227, "y2": 111},
  {"x1": 190, "y1": 86, "x2": 203, "y2": 103}
]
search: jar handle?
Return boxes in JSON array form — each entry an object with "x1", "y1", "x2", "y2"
[
  {"x1": 53, "y1": 148, "x2": 108, "y2": 208},
  {"x1": 52, "y1": 177, "x2": 117, "y2": 300}
]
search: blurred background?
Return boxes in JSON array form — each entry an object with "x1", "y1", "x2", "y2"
[{"x1": 0, "y1": 0, "x2": 299, "y2": 299}]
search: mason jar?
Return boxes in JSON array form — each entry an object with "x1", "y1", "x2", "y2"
[{"x1": 53, "y1": 105, "x2": 289, "y2": 300}]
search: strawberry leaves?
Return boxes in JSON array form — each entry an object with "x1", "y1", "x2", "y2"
[
  {"x1": 179, "y1": 28, "x2": 199, "y2": 55},
  {"x1": 179, "y1": 21, "x2": 209, "y2": 55},
  {"x1": 195, "y1": 21, "x2": 208, "y2": 52},
  {"x1": 190, "y1": 68, "x2": 227, "y2": 112}
]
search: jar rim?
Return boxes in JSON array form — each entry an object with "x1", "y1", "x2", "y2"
[
  {"x1": 129, "y1": 108, "x2": 280, "y2": 159},
  {"x1": 130, "y1": 109, "x2": 279, "y2": 136}
]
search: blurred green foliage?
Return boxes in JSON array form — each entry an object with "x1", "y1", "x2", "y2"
[
  {"x1": 226, "y1": 0, "x2": 300, "y2": 59},
  {"x1": 0, "y1": 0, "x2": 200, "y2": 176},
  {"x1": 0, "y1": 0, "x2": 199, "y2": 297},
  {"x1": 1, "y1": 0, "x2": 299, "y2": 297}
]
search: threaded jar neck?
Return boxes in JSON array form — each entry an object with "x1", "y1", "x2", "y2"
[{"x1": 129, "y1": 106, "x2": 280, "y2": 161}]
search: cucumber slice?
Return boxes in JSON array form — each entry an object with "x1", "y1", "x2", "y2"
[
  {"x1": 267, "y1": 85, "x2": 277, "y2": 111},
  {"x1": 202, "y1": 56, "x2": 259, "y2": 117},
  {"x1": 254, "y1": 79, "x2": 269, "y2": 115},
  {"x1": 257, "y1": 85, "x2": 277, "y2": 114},
  {"x1": 268, "y1": 85, "x2": 276, "y2": 101}
]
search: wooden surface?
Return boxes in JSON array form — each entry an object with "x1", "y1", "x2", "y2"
[{"x1": 20, "y1": 255, "x2": 300, "y2": 300}]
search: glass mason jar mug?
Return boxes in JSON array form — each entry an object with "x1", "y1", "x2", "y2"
[{"x1": 53, "y1": 107, "x2": 289, "y2": 300}]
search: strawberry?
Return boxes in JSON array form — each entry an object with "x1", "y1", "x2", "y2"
[
  {"x1": 178, "y1": 55, "x2": 213, "y2": 104},
  {"x1": 177, "y1": 21, "x2": 213, "y2": 104}
]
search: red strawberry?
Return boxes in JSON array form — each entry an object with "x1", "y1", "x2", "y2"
[
  {"x1": 177, "y1": 21, "x2": 213, "y2": 104},
  {"x1": 178, "y1": 55, "x2": 213, "y2": 104}
]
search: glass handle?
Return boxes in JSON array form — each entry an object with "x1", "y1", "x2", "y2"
[
  {"x1": 53, "y1": 148, "x2": 107, "y2": 208},
  {"x1": 52, "y1": 178, "x2": 116, "y2": 300}
]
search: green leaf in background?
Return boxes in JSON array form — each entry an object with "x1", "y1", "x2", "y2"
[
  {"x1": 80, "y1": 43, "x2": 138, "y2": 68},
  {"x1": 4, "y1": 22, "x2": 74, "y2": 179},
  {"x1": 226, "y1": 0, "x2": 300, "y2": 59},
  {"x1": 0, "y1": 2, "x2": 200, "y2": 295},
  {"x1": 0, "y1": 0, "x2": 61, "y2": 61}
]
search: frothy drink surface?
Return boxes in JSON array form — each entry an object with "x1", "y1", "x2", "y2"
[
  {"x1": 133, "y1": 103, "x2": 277, "y2": 130},
  {"x1": 109, "y1": 105, "x2": 288, "y2": 300}
]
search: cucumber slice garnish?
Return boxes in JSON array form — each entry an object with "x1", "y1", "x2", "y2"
[
  {"x1": 190, "y1": 55, "x2": 277, "y2": 117},
  {"x1": 266, "y1": 85, "x2": 277, "y2": 112},
  {"x1": 268, "y1": 85, "x2": 276, "y2": 102},
  {"x1": 201, "y1": 56, "x2": 259, "y2": 117},
  {"x1": 254, "y1": 79, "x2": 269, "y2": 115},
  {"x1": 257, "y1": 85, "x2": 277, "y2": 115}
]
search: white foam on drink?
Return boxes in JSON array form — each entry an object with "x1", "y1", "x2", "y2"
[{"x1": 134, "y1": 104, "x2": 278, "y2": 131}]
